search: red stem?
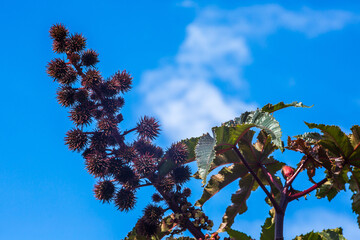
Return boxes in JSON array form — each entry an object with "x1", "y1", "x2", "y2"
[{"x1": 288, "y1": 178, "x2": 327, "y2": 201}]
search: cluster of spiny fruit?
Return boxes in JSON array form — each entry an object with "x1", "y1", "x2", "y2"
[{"x1": 47, "y1": 24, "x2": 209, "y2": 238}]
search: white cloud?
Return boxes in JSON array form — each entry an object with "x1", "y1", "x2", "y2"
[{"x1": 139, "y1": 4, "x2": 357, "y2": 141}]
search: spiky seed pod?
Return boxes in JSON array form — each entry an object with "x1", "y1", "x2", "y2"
[
  {"x1": 94, "y1": 180, "x2": 115, "y2": 203},
  {"x1": 74, "y1": 88, "x2": 89, "y2": 104},
  {"x1": 102, "y1": 98, "x2": 122, "y2": 114},
  {"x1": 133, "y1": 139, "x2": 163, "y2": 158},
  {"x1": 151, "y1": 193, "x2": 163, "y2": 203},
  {"x1": 172, "y1": 166, "x2": 191, "y2": 185},
  {"x1": 105, "y1": 157, "x2": 124, "y2": 175},
  {"x1": 100, "y1": 80, "x2": 118, "y2": 97},
  {"x1": 68, "y1": 53, "x2": 80, "y2": 65},
  {"x1": 116, "y1": 146, "x2": 136, "y2": 163},
  {"x1": 165, "y1": 142, "x2": 188, "y2": 165},
  {"x1": 113, "y1": 165, "x2": 136, "y2": 184},
  {"x1": 90, "y1": 132, "x2": 108, "y2": 152},
  {"x1": 91, "y1": 109, "x2": 104, "y2": 120},
  {"x1": 116, "y1": 113, "x2": 123, "y2": 123},
  {"x1": 65, "y1": 128, "x2": 88, "y2": 151},
  {"x1": 133, "y1": 153, "x2": 158, "y2": 177},
  {"x1": 52, "y1": 40, "x2": 67, "y2": 53},
  {"x1": 136, "y1": 217, "x2": 158, "y2": 237},
  {"x1": 97, "y1": 117, "x2": 118, "y2": 136},
  {"x1": 183, "y1": 188, "x2": 191, "y2": 197},
  {"x1": 82, "y1": 69, "x2": 102, "y2": 89},
  {"x1": 85, "y1": 154, "x2": 108, "y2": 178},
  {"x1": 136, "y1": 116, "x2": 160, "y2": 141},
  {"x1": 57, "y1": 86, "x2": 76, "y2": 107},
  {"x1": 58, "y1": 67, "x2": 77, "y2": 85},
  {"x1": 143, "y1": 204, "x2": 164, "y2": 224},
  {"x1": 47, "y1": 58, "x2": 67, "y2": 80},
  {"x1": 157, "y1": 177, "x2": 175, "y2": 192},
  {"x1": 66, "y1": 33, "x2": 86, "y2": 53},
  {"x1": 81, "y1": 49, "x2": 99, "y2": 67},
  {"x1": 110, "y1": 70, "x2": 133, "y2": 93},
  {"x1": 49, "y1": 23, "x2": 68, "y2": 41},
  {"x1": 69, "y1": 104, "x2": 93, "y2": 126},
  {"x1": 114, "y1": 188, "x2": 136, "y2": 212}
]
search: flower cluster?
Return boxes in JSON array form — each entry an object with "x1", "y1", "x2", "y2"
[{"x1": 48, "y1": 24, "x2": 207, "y2": 239}]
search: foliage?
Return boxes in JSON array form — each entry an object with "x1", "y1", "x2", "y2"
[{"x1": 48, "y1": 24, "x2": 359, "y2": 239}]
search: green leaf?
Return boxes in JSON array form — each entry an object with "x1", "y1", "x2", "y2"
[
  {"x1": 293, "y1": 228, "x2": 346, "y2": 240},
  {"x1": 195, "y1": 163, "x2": 249, "y2": 207},
  {"x1": 238, "y1": 109, "x2": 284, "y2": 151},
  {"x1": 218, "y1": 174, "x2": 255, "y2": 232},
  {"x1": 349, "y1": 168, "x2": 360, "y2": 193},
  {"x1": 306, "y1": 123, "x2": 353, "y2": 158},
  {"x1": 195, "y1": 133, "x2": 217, "y2": 185},
  {"x1": 260, "y1": 209, "x2": 275, "y2": 240},
  {"x1": 261, "y1": 101, "x2": 312, "y2": 113},
  {"x1": 351, "y1": 193, "x2": 360, "y2": 227},
  {"x1": 316, "y1": 180, "x2": 338, "y2": 201},
  {"x1": 213, "y1": 124, "x2": 255, "y2": 147},
  {"x1": 226, "y1": 227, "x2": 253, "y2": 240},
  {"x1": 158, "y1": 158, "x2": 177, "y2": 177},
  {"x1": 181, "y1": 136, "x2": 200, "y2": 160},
  {"x1": 350, "y1": 125, "x2": 360, "y2": 147},
  {"x1": 295, "y1": 132, "x2": 323, "y2": 144}
]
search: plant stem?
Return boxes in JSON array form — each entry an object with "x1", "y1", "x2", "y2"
[
  {"x1": 154, "y1": 186, "x2": 205, "y2": 239},
  {"x1": 259, "y1": 164, "x2": 283, "y2": 192},
  {"x1": 233, "y1": 146, "x2": 283, "y2": 214},
  {"x1": 288, "y1": 178, "x2": 327, "y2": 201},
  {"x1": 274, "y1": 195, "x2": 288, "y2": 240},
  {"x1": 284, "y1": 158, "x2": 308, "y2": 189}
]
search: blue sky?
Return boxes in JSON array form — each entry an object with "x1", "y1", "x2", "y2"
[{"x1": 1, "y1": 0, "x2": 360, "y2": 239}]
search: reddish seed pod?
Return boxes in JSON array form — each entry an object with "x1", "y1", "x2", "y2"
[{"x1": 281, "y1": 165, "x2": 295, "y2": 180}]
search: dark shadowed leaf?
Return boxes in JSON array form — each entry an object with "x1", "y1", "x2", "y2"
[
  {"x1": 195, "y1": 163, "x2": 249, "y2": 207},
  {"x1": 217, "y1": 174, "x2": 255, "y2": 232},
  {"x1": 260, "y1": 209, "x2": 275, "y2": 240}
]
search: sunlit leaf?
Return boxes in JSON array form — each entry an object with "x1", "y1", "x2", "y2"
[
  {"x1": 226, "y1": 227, "x2": 254, "y2": 240},
  {"x1": 195, "y1": 133, "x2": 217, "y2": 185},
  {"x1": 293, "y1": 227, "x2": 346, "y2": 240},
  {"x1": 261, "y1": 101, "x2": 312, "y2": 113}
]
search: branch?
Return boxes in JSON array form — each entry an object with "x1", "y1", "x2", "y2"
[
  {"x1": 154, "y1": 185, "x2": 205, "y2": 239},
  {"x1": 122, "y1": 127, "x2": 138, "y2": 136},
  {"x1": 259, "y1": 164, "x2": 283, "y2": 193},
  {"x1": 233, "y1": 146, "x2": 283, "y2": 214},
  {"x1": 284, "y1": 158, "x2": 308, "y2": 189},
  {"x1": 288, "y1": 178, "x2": 327, "y2": 201}
]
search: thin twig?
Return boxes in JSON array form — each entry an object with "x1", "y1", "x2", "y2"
[
  {"x1": 122, "y1": 127, "x2": 138, "y2": 136},
  {"x1": 284, "y1": 158, "x2": 308, "y2": 189},
  {"x1": 233, "y1": 146, "x2": 283, "y2": 214}
]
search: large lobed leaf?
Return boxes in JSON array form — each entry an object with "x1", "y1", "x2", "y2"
[
  {"x1": 217, "y1": 174, "x2": 255, "y2": 232},
  {"x1": 293, "y1": 228, "x2": 346, "y2": 240}
]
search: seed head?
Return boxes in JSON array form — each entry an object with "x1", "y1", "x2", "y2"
[
  {"x1": 57, "y1": 86, "x2": 76, "y2": 107},
  {"x1": 114, "y1": 188, "x2": 137, "y2": 212},
  {"x1": 165, "y1": 142, "x2": 188, "y2": 165},
  {"x1": 133, "y1": 153, "x2": 158, "y2": 177},
  {"x1": 136, "y1": 116, "x2": 160, "y2": 141},
  {"x1": 81, "y1": 49, "x2": 99, "y2": 67},
  {"x1": 65, "y1": 128, "x2": 88, "y2": 151},
  {"x1": 49, "y1": 23, "x2": 68, "y2": 41},
  {"x1": 172, "y1": 165, "x2": 191, "y2": 185},
  {"x1": 110, "y1": 70, "x2": 132, "y2": 93},
  {"x1": 85, "y1": 154, "x2": 108, "y2": 178},
  {"x1": 94, "y1": 180, "x2": 115, "y2": 203},
  {"x1": 47, "y1": 58, "x2": 67, "y2": 80},
  {"x1": 66, "y1": 33, "x2": 86, "y2": 53},
  {"x1": 82, "y1": 69, "x2": 102, "y2": 89}
]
